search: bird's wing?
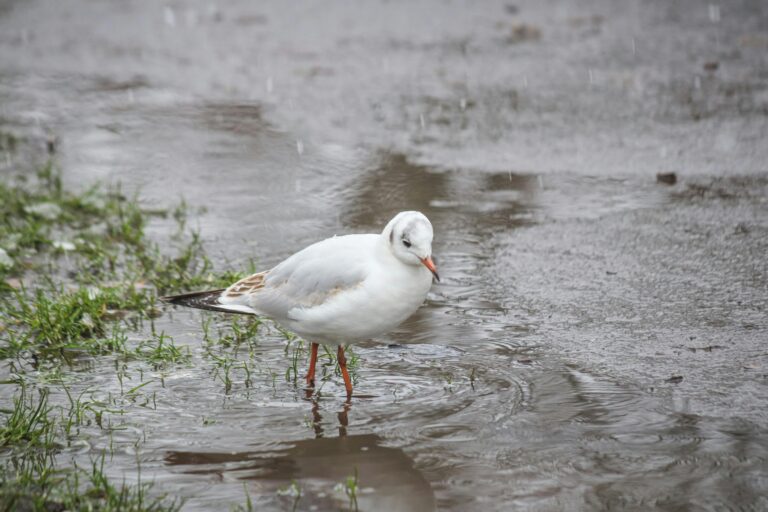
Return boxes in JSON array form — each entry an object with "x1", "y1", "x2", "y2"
[
  {"x1": 221, "y1": 271, "x2": 269, "y2": 298},
  {"x1": 219, "y1": 234, "x2": 376, "y2": 320}
]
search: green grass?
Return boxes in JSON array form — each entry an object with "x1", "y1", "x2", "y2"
[
  {"x1": 0, "y1": 384, "x2": 55, "y2": 451},
  {"x1": 0, "y1": 454, "x2": 183, "y2": 512},
  {"x1": 0, "y1": 148, "x2": 320, "y2": 510},
  {"x1": 2, "y1": 286, "x2": 126, "y2": 359},
  {"x1": 0, "y1": 160, "x2": 236, "y2": 296},
  {"x1": 134, "y1": 332, "x2": 190, "y2": 369},
  {"x1": 334, "y1": 468, "x2": 360, "y2": 512},
  {"x1": 0, "y1": 159, "x2": 244, "y2": 509},
  {"x1": 0, "y1": 382, "x2": 180, "y2": 511},
  {"x1": 0, "y1": 161, "x2": 243, "y2": 365}
]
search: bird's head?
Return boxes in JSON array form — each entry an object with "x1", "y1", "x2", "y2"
[{"x1": 383, "y1": 211, "x2": 439, "y2": 281}]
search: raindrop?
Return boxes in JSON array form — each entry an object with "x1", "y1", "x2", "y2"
[
  {"x1": 186, "y1": 9, "x2": 199, "y2": 27},
  {"x1": 127, "y1": 89, "x2": 134, "y2": 103},
  {"x1": 459, "y1": 98, "x2": 467, "y2": 110},
  {"x1": 164, "y1": 6, "x2": 176, "y2": 27},
  {"x1": 266, "y1": 76, "x2": 273, "y2": 93},
  {"x1": 296, "y1": 139, "x2": 304, "y2": 155},
  {"x1": 419, "y1": 114, "x2": 426, "y2": 129},
  {"x1": 708, "y1": 4, "x2": 720, "y2": 23},
  {"x1": 208, "y1": 5, "x2": 223, "y2": 21},
  {"x1": 631, "y1": 37, "x2": 636, "y2": 56},
  {"x1": 588, "y1": 68, "x2": 595, "y2": 86}
]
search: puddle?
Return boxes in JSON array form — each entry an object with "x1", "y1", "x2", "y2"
[
  {"x1": 2, "y1": 1, "x2": 768, "y2": 508},
  {"x1": 166, "y1": 433, "x2": 436, "y2": 512},
  {"x1": 1, "y1": 82, "x2": 766, "y2": 508}
]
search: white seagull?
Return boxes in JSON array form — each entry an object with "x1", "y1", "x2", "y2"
[{"x1": 162, "y1": 211, "x2": 439, "y2": 399}]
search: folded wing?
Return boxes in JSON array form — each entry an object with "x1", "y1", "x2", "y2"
[{"x1": 218, "y1": 234, "x2": 375, "y2": 321}]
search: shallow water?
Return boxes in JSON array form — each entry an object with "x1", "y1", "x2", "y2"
[{"x1": 2, "y1": 0, "x2": 768, "y2": 510}]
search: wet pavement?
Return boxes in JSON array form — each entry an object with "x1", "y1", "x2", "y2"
[{"x1": 1, "y1": 0, "x2": 767, "y2": 510}]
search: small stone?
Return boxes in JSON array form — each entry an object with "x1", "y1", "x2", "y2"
[
  {"x1": 656, "y1": 172, "x2": 677, "y2": 185},
  {"x1": 0, "y1": 248, "x2": 12, "y2": 268},
  {"x1": 1, "y1": 234, "x2": 21, "y2": 251},
  {"x1": 4, "y1": 278, "x2": 22, "y2": 289},
  {"x1": 24, "y1": 202, "x2": 63, "y2": 220},
  {"x1": 508, "y1": 23, "x2": 541, "y2": 43},
  {"x1": 52, "y1": 240, "x2": 76, "y2": 251}
]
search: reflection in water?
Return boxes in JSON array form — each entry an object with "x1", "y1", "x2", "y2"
[
  {"x1": 309, "y1": 398, "x2": 350, "y2": 438},
  {"x1": 166, "y1": 401, "x2": 436, "y2": 512},
  {"x1": 339, "y1": 152, "x2": 540, "y2": 233},
  {"x1": 3, "y1": 72, "x2": 765, "y2": 511},
  {"x1": 335, "y1": 152, "x2": 542, "y2": 347}
]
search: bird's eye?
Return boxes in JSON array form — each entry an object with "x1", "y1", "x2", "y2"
[{"x1": 402, "y1": 239, "x2": 412, "y2": 248}]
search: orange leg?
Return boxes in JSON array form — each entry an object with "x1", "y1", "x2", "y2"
[
  {"x1": 337, "y1": 345, "x2": 353, "y2": 399},
  {"x1": 305, "y1": 342, "x2": 319, "y2": 388}
]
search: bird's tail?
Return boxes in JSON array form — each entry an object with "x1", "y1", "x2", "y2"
[{"x1": 160, "y1": 289, "x2": 255, "y2": 315}]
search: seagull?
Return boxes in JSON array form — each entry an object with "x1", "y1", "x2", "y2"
[{"x1": 162, "y1": 211, "x2": 439, "y2": 399}]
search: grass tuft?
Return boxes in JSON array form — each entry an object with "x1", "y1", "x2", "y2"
[
  {"x1": 0, "y1": 383, "x2": 55, "y2": 450},
  {"x1": 0, "y1": 148, "x2": 268, "y2": 510}
]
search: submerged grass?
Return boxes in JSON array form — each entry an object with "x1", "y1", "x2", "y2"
[
  {"x1": 0, "y1": 384, "x2": 55, "y2": 451},
  {"x1": 0, "y1": 160, "x2": 242, "y2": 364},
  {"x1": 334, "y1": 468, "x2": 360, "y2": 512},
  {"x1": 0, "y1": 382, "x2": 181, "y2": 511},
  {"x1": 0, "y1": 158, "x2": 236, "y2": 296},
  {"x1": 1, "y1": 452, "x2": 182, "y2": 512},
  {"x1": 0, "y1": 146, "x2": 340, "y2": 509},
  {"x1": 0, "y1": 155, "x2": 252, "y2": 509}
]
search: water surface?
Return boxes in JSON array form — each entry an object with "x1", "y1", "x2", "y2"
[{"x1": 1, "y1": 0, "x2": 767, "y2": 510}]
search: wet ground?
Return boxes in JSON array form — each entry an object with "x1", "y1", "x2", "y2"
[{"x1": 1, "y1": 0, "x2": 768, "y2": 510}]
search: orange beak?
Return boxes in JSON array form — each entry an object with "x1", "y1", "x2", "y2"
[{"x1": 420, "y1": 256, "x2": 440, "y2": 282}]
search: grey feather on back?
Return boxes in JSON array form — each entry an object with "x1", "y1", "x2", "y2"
[{"x1": 249, "y1": 234, "x2": 373, "y2": 318}]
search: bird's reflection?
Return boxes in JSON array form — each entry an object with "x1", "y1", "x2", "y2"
[
  {"x1": 309, "y1": 397, "x2": 350, "y2": 438},
  {"x1": 164, "y1": 400, "x2": 435, "y2": 511}
]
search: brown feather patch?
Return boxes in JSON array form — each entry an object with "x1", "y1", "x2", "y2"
[{"x1": 224, "y1": 270, "x2": 268, "y2": 299}]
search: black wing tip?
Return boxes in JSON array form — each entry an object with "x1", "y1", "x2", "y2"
[
  {"x1": 159, "y1": 289, "x2": 225, "y2": 306},
  {"x1": 160, "y1": 289, "x2": 255, "y2": 316}
]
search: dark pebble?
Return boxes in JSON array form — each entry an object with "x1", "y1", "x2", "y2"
[{"x1": 656, "y1": 172, "x2": 677, "y2": 185}]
